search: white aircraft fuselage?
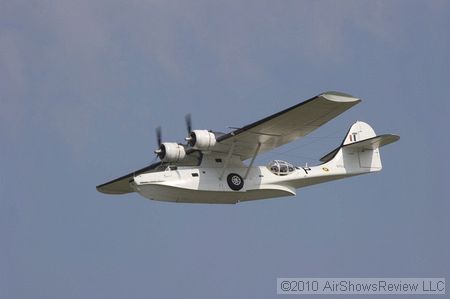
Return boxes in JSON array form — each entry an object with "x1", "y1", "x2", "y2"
[{"x1": 132, "y1": 151, "x2": 363, "y2": 204}]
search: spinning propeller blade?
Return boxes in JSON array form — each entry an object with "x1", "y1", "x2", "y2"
[
  {"x1": 156, "y1": 126, "x2": 162, "y2": 147},
  {"x1": 185, "y1": 113, "x2": 192, "y2": 135}
]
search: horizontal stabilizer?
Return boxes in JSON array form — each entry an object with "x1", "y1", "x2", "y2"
[
  {"x1": 343, "y1": 134, "x2": 400, "y2": 151},
  {"x1": 320, "y1": 131, "x2": 399, "y2": 163}
]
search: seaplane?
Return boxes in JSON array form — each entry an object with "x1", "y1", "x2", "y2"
[{"x1": 96, "y1": 92, "x2": 399, "y2": 204}]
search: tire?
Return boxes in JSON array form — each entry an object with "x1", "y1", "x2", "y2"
[{"x1": 227, "y1": 173, "x2": 244, "y2": 191}]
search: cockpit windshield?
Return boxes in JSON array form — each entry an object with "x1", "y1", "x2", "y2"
[{"x1": 267, "y1": 160, "x2": 295, "y2": 176}]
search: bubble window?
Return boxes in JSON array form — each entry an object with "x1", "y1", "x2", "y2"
[{"x1": 267, "y1": 160, "x2": 295, "y2": 176}]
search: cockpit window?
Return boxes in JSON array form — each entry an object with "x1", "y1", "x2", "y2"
[{"x1": 267, "y1": 160, "x2": 295, "y2": 176}]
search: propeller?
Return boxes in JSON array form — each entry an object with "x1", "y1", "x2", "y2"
[
  {"x1": 185, "y1": 113, "x2": 192, "y2": 135},
  {"x1": 185, "y1": 113, "x2": 195, "y2": 145},
  {"x1": 156, "y1": 126, "x2": 162, "y2": 147},
  {"x1": 155, "y1": 115, "x2": 192, "y2": 160},
  {"x1": 154, "y1": 126, "x2": 163, "y2": 158}
]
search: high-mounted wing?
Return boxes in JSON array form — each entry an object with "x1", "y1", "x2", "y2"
[
  {"x1": 214, "y1": 91, "x2": 361, "y2": 160},
  {"x1": 97, "y1": 91, "x2": 360, "y2": 194}
]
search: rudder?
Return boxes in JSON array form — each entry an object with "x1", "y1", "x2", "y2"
[{"x1": 320, "y1": 121, "x2": 400, "y2": 173}]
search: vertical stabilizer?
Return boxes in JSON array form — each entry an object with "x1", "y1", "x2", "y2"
[
  {"x1": 343, "y1": 121, "x2": 376, "y2": 145},
  {"x1": 320, "y1": 121, "x2": 400, "y2": 174}
]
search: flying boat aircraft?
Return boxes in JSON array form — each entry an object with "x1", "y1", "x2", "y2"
[{"x1": 96, "y1": 92, "x2": 399, "y2": 203}]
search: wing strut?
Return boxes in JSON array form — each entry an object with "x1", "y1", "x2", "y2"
[
  {"x1": 219, "y1": 142, "x2": 236, "y2": 180},
  {"x1": 244, "y1": 142, "x2": 261, "y2": 179}
]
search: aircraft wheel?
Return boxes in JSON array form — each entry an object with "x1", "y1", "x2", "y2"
[{"x1": 227, "y1": 173, "x2": 244, "y2": 191}]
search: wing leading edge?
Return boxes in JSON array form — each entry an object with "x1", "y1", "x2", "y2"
[
  {"x1": 215, "y1": 91, "x2": 361, "y2": 160},
  {"x1": 96, "y1": 162, "x2": 161, "y2": 194}
]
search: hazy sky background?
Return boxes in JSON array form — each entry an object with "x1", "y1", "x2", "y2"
[{"x1": 1, "y1": 1, "x2": 449, "y2": 298}]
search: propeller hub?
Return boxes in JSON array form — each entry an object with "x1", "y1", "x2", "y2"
[{"x1": 186, "y1": 131, "x2": 196, "y2": 147}]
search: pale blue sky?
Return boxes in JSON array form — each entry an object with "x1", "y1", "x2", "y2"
[{"x1": 1, "y1": 1, "x2": 449, "y2": 298}]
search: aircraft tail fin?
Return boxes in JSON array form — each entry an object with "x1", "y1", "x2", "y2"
[{"x1": 320, "y1": 121, "x2": 399, "y2": 173}]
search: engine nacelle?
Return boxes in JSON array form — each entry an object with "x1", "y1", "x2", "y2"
[
  {"x1": 157, "y1": 142, "x2": 186, "y2": 162},
  {"x1": 187, "y1": 130, "x2": 217, "y2": 150}
]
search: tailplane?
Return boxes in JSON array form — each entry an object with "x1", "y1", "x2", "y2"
[{"x1": 320, "y1": 121, "x2": 399, "y2": 173}]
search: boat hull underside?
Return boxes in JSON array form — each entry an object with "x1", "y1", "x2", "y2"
[{"x1": 135, "y1": 184, "x2": 294, "y2": 204}]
